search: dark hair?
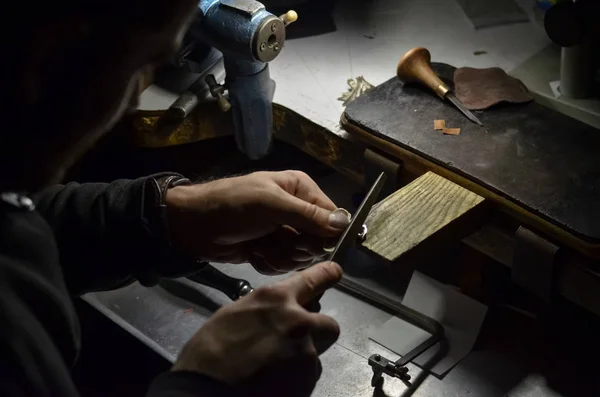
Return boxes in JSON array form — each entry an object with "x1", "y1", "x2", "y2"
[{"x1": 0, "y1": 1, "x2": 192, "y2": 191}]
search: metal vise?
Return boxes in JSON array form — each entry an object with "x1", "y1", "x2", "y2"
[{"x1": 170, "y1": 0, "x2": 296, "y2": 160}]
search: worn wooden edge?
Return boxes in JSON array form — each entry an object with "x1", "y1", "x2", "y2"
[
  {"x1": 361, "y1": 171, "x2": 486, "y2": 262},
  {"x1": 340, "y1": 113, "x2": 600, "y2": 260},
  {"x1": 272, "y1": 104, "x2": 365, "y2": 183},
  {"x1": 128, "y1": 102, "x2": 366, "y2": 183},
  {"x1": 127, "y1": 101, "x2": 233, "y2": 148}
]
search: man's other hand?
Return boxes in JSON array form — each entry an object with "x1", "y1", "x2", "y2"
[
  {"x1": 165, "y1": 171, "x2": 350, "y2": 274},
  {"x1": 172, "y1": 261, "x2": 342, "y2": 397}
]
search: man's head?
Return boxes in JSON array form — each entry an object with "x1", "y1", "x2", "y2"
[{"x1": 0, "y1": 1, "x2": 197, "y2": 192}]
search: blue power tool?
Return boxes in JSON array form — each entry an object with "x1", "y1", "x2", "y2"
[{"x1": 169, "y1": 0, "x2": 297, "y2": 160}]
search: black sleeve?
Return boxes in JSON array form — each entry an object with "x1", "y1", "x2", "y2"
[
  {"x1": 0, "y1": 205, "x2": 232, "y2": 397},
  {"x1": 0, "y1": 208, "x2": 81, "y2": 397},
  {"x1": 32, "y1": 174, "x2": 199, "y2": 296},
  {"x1": 147, "y1": 371, "x2": 239, "y2": 397}
]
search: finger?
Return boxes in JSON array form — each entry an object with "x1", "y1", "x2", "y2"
[
  {"x1": 307, "y1": 313, "x2": 340, "y2": 355},
  {"x1": 250, "y1": 228, "x2": 315, "y2": 273},
  {"x1": 290, "y1": 249, "x2": 314, "y2": 262},
  {"x1": 203, "y1": 242, "x2": 246, "y2": 257},
  {"x1": 249, "y1": 253, "x2": 286, "y2": 275},
  {"x1": 196, "y1": 242, "x2": 248, "y2": 264},
  {"x1": 304, "y1": 300, "x2": 321, "y2": 313},
  {"x1": 294, "y1": 234, "x2": 328, "y2": 257},
  {"x1": 212, "y1": 253, "x2": 248, "y2": 264},
  {"x1": 276, "y1": 261, "x2": 343, "y2": 305},
  {"x1": 315, "y1": 358, "x2": 323, "y2": 380},
  {"x1": 282, "y1": 171, "x2": 337, "y2": 211},
  {"x1": 273, "y1": 194, "x2": 350, "y2": 237},
  {"x1": 249, "y1": 252, "x2": 310, "y2": 275},
  {"x1": 270, "y1": 257, "x2": 313, "y2": 273}
]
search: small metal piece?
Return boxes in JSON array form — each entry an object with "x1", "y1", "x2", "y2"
[
  {"x1": 253, "y1": 16, "x2": 286, "y2": 62},
  {"x1": 169, "y1": 91, "x2": 200, "y2": 119},
  {"x1": 238, "y1": 284, "x2": 254, "y2": 298},
  {"x1": 357, "y1": 224, "x2": 368, "y2": 242},
  {"x1": 220, "y1": 0, "x2": 264, "y2": 16},
  {"x1": 446, "y1": 93, "x2": 484, "y2": 126},
  {"x1": 187, "y1": 264, "x2": 255, "y2": 301},
  {"x1": 329, "y1": 173, "x2": 387, "y2": 264},
  {"x1": 338, "y1": 76, "x2": 375, "y2": 107},
  {"x1": 205, "y1": 74, "x2": 231, "y2": 112},
  {"x1": 172, "y1": 42, "x2": 194, "y2": 68}
]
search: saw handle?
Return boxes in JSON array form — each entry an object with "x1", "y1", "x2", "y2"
[{"x1": 396, "y1": 47, "x2": 450, "y2": 99}]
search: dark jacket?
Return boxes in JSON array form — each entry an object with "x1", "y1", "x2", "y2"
[{"x1": 0, "y1": 175, "x2": 233, "y2": 396}]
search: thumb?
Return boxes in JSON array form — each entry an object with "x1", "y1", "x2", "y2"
[{"x1": 273, "y1": 195, "x2": 350, "y2": 237}]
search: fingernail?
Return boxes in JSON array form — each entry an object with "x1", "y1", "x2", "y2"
[
  {"x1": 323, "y1": 238, "x2": 337, "y2": 253},
  {"x1": 328, "y1": 208, "x2": 351, "y2": 229}
]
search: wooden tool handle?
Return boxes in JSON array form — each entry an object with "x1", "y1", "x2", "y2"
[{"x1": 396, "y1": 47, "x2": 450, "y2": 99}]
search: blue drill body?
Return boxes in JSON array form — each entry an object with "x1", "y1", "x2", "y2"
[{"x1": 189, "y1": 0, "x2": 286, "y2": 159}]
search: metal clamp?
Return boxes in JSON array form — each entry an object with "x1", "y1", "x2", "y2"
[{"x1": 369, "y1": 354, "x2": 410, "y2": 386}]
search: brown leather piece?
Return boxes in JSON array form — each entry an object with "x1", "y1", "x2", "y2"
[
  {"x1": 442, "y1": 128, "x2": 461, "y2": 135},
  {"x1": 454, "y1": 67, "x2": 534, "y2": 110}
]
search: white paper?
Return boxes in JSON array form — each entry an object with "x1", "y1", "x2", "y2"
[
  {"x1": 549, "y1": 81, "x2": 562, "y2": 100},
  {"x1": 369, "y1": 272, "x2": 488, "y2": 376}
]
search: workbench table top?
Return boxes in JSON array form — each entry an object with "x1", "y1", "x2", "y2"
[
  {"x1": 103, "y1": 2, "x2": 577, "y2": 395},
  {"x1": 344, "y1": 63, "x2": 600, "y2": 244}
]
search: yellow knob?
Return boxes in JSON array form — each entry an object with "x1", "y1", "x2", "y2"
[
  {"x1": 281, "y1": 10, "x2": 298, "y2": 26},
  {"x1": 217, "y1": 96, "x2": 231, "y2": 112}
]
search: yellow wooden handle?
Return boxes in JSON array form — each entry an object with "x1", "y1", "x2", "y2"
[{"x1": 397, "y1": 47, "x2": 449, "y2": 98}]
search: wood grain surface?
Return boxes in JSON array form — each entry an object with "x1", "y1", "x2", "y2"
[{"x1": 362, "y1": 171, "x2": 485, "y2": 261}]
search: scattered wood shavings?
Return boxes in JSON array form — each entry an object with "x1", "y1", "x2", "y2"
[
  {"x1": 443, "y1": 128, "x2": 461, "y2": 135},
  {"x1": 434, "y1": 120, "x2": 445, "y2": 130}
]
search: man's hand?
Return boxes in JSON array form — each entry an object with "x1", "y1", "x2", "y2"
[
  {"x1": 166, "y1": 171, "x2": 350, "y2": 274},
  {"x1": 172, "y1": 261, "x2": 342, "y2": 397}
]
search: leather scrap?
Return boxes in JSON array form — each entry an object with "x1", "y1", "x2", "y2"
[
  {"x1": 454, "y1": 67, "x2": 534, "y2": 110},
  {"x1": 434, "y1": 120, "x2": 445, "y2": 130},
  {"x1": 443, "y1": 128, "x2": 461, "y2": 135}
]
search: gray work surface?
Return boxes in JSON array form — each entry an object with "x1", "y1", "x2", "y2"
[
  {"x1": 87, "y1": 263, "x2": 558, "y2": 397},
  {"x1": 97, "y1": 1, "x2": 573, "y2": 395}
]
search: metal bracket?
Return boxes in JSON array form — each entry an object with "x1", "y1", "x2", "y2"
[
  {"x1": 364, "y1": 148, "x2": 402, "y2": 199},
  {"x1": 368, "y1": 353, "x2": 410, "y2": 386},
  {"x1": 512, "y1": 226, "x2": 559, "y2": 302}
]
